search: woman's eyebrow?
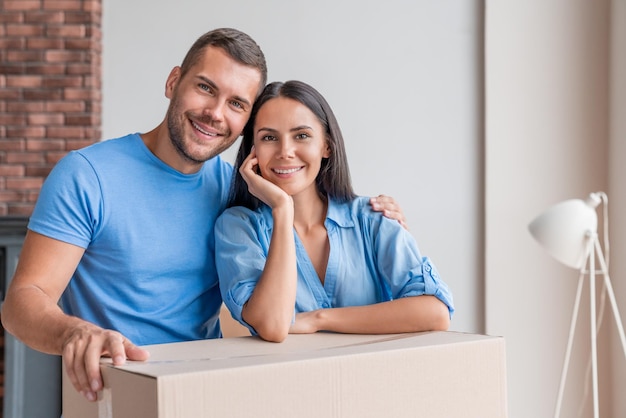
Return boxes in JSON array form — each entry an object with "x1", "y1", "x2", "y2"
[{"x1": 290, "y1": 125, "x2": 313, "y2": 132}]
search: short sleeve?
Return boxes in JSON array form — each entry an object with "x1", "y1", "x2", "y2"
[{"x1": 28, "y1": 151, "x2": 102, "y2": 248}]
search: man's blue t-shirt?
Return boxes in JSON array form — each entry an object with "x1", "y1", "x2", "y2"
[{"x1": 28, "y1": 133, "x2": 232, "y2": 345}]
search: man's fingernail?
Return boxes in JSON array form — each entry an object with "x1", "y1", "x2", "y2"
[
  {"x1": 84, "y1": 391, "x2": 97, "y2": 402},
  {"x1": 91, "y1": 380, "x2": 100, "y2": 391}
]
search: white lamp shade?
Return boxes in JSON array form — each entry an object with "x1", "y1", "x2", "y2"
[{"x1": 528, "y1": 193, "x2": 601, "y2": 269}]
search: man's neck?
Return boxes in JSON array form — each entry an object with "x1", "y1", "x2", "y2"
[{"x1": 141, "y1": 123, "x2": 203, "y2": 174}]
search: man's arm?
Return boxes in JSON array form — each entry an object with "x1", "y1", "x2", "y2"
[{"x1": 0, "y1": 231, "x2": 149, "y2": 402}]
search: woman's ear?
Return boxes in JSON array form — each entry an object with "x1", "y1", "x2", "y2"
[{"x1": 323, "y1": 137, "x2": 331, "y2": 158}]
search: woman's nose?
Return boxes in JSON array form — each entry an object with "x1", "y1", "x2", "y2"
[{"x1": 278, "y1": 139, "x2": 295, "y2": 158}]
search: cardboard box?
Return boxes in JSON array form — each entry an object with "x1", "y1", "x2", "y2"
[{"x1": 63, "y1": 331, "x2": 507, "y2": 418}]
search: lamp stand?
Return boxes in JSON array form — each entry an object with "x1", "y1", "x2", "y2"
[{"x1": 554, "y1": 231, "x2": 626, "y2": 418}]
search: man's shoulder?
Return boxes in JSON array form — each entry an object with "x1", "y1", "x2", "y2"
[
  {"x1": 201, "y1": 154, "x2": 234, "y2": 174},
  {"x1": 75, "y1": 133, "x2": 140, "y2": 156}
]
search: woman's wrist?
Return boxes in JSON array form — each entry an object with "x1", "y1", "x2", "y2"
[
  {"x1": 313, "y1": 308, "x2": 330, "y2": 332},
  {"x1": 271, "y1": 198, "x2": 294, "y2": 220}
]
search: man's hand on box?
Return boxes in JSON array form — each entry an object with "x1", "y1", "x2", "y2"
[{"x1": 62, "y1": 324, "x2": 150, "y2": 402}]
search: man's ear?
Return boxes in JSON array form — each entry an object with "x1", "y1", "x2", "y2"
[{"x1": 165, "y1": 66, "x2": 182, "y2": 99}]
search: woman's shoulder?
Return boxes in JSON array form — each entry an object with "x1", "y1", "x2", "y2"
[
  {"x1": 327, "y1": 196, "x2": 378, "y2": 226},
  {"x1": 217, "y1": 204, "x2": 272, "y2": 226},
  {"x1": 331, "y1": 196, "x2": 371, "y2": 210},
  {"x1": 344, "y1": 196, "x2": 378, "y2": 216}
]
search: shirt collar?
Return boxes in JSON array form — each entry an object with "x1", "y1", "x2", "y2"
[
  {"x1": 326, "y1": 198, "x2": 355, "y2": 229},
  {"x1": 260, "y1": 197, "x2": 357, "y2": 229}
]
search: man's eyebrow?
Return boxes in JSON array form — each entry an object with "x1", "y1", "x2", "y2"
[
  {"x1": 196, "y1": 75, "x2": 252, "y2": 107},
  {"x1": 196, "y1": 75, "x2": 218, "y2": 90}
]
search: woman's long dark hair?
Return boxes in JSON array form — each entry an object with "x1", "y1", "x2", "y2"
[{"x1": 227, "y1": 80, "x2": 356, "y2": 210}]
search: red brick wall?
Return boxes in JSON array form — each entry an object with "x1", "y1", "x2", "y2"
[
  {"x1": 0, "y1": 0, "x2": 102, "y2": 216},
  {"x1": 0, "y1": 0, "x2": 103, "y2": 415}
]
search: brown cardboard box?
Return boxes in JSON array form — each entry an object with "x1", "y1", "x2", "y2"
[{"x1": 63, "y1": 331, "x2": 507, "y2": 418}]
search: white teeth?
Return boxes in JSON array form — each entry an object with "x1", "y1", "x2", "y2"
[
  {"x1": 274, "y1": 167, "x2": 302, "y2": 174},
  {"x1": 192, "y1": 121, "x2": 216, "y2": 136}
]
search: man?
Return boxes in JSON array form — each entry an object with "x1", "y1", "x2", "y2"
[{"x1": 1, "y1": 28, "x2": 405, "y2": 402}]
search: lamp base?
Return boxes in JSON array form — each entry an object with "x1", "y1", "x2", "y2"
[{"x1": 554, "y1": 233, "x2": 626, "y2": 418}]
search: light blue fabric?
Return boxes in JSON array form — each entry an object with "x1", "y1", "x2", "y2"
[
  {"x1": 29, "y1": 133, "x2": 233, "y2": 345},
  {"x1": 215, "y1": 197, "x2": 454, "y2": 334}
]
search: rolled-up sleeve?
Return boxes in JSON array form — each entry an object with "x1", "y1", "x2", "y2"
[{"x1": 374, "y1": 216, "x2": 455, "y2": 317}]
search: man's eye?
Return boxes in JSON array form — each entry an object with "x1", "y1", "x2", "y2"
[
  {"x1": 230, "y1": 101, "x2": 243, "y2": 109},
  {"x1": 199, "y1": 84, "x2": 213, "y2": 93}
]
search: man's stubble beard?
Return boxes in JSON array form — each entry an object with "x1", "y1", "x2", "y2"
[{"x1": 166, "y1": 100, "x2": 238, "y2": 164}]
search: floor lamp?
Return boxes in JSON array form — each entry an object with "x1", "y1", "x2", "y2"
[{"x1": 528, "y1": 192, "x2": 626, "y2": 418}]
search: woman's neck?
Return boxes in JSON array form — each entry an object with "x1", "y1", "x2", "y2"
[{"x1": 292, "y1": 190, "x2": 327, "y2": 233}]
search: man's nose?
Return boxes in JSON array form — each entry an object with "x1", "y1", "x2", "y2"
[{"x1": 203, "y1": 99, "x2": 225, "y2": 121}]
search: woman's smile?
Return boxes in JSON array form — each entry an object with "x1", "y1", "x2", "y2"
[{"x1": 272, "y1": 166, "x2": 304, "y2": 175}]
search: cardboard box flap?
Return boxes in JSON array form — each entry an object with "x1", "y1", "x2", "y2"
[{"x1": 110, "y1": 331, "x2": 500, "y2": 378}]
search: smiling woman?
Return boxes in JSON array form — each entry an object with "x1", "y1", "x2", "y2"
[
  {"x1": 215, "y1": 80, "x2": 454, "y2": 343},
  {"x1": 252, "y1": 97, "x2": 331, "y2": 199}
]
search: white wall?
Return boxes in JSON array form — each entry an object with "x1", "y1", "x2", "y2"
[
  {"x1": 102, "y1": 0, "x2": 484, "y2": 334},
  {"x1": 485, "y1": 1, "x2": 623, "y2": 417}
]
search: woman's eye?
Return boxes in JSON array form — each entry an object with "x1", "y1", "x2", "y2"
[
  {"x1": 296, "y1": 133, "x2": 310, "y2": 140},
  {"x1": 261, "y1": 135, "x2": 276, "y2": 141}
]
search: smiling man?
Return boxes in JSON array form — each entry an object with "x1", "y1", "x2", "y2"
[{"x1": 1, "y1": 28, "x2": 267, "y2": 403}]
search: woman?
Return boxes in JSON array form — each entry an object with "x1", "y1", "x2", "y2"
[{"x1": 215, "y1": 80, "x2": 454, "y2": 342}]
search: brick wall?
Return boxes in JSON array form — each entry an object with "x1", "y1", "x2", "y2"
[
  {"x1": 0, "y1": 0, "x2": 102, "y2": 215},
  {"x1": 0, "y1": 0, "x2": 103, "y2": 415}
]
